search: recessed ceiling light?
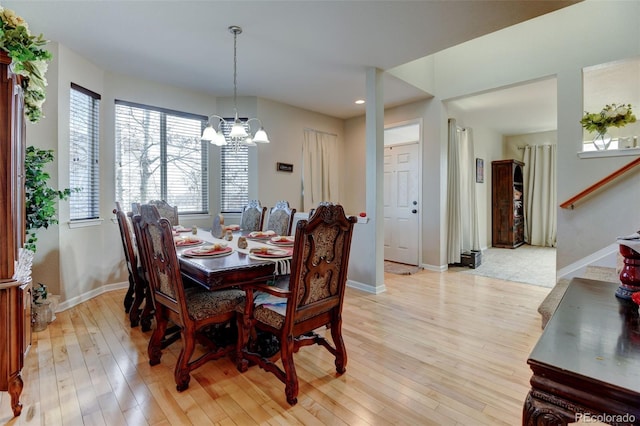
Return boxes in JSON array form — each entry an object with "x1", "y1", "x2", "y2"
[{"x1": 355, "y1": 99, "x2": 365, "y2": 105}]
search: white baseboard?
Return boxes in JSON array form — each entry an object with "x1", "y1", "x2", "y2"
[
  {"x1": 557, "y1": 243, "x2": 619, "y2": 281},
  {"x1": 347, "y1": 279, "x2": 386, "y2": 294},
  {"x1": 423, "y1": 263, "x2": 447, "y2": 272},
  {"x1": 57, "y1": 281, "x2": 129, "y2": 313}
]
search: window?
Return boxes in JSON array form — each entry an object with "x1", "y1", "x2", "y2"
[
  {"x1": 69, "y1": 83, "x2": 100, "y2": 221},
  {"x1": 115, "y1": 101, "x2": 208, "y2": 214},
  {"x1": 220, "y1": 120, "x2": 249, "y2": 213}
]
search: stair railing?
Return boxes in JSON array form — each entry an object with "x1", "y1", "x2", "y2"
[{"x1": 560, "y1": 156, "x2": 640, "y2": 209}]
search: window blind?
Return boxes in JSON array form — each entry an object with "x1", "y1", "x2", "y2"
[
  {"x1": 69, "y1": 83, "x2": 100, "y2": 220},
  {"x1": 115, "y1": 101, "x2": 208, "y2": 214},
  {"x1": 220, "y1": 120, "x2": 249, "y2": 213}
]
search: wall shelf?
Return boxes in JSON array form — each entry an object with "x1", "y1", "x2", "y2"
[{"x1": 578, "y1": 147, "x2": 640, "y2": 159}]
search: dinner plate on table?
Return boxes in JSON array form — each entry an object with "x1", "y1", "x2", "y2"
[
  {"x1": 182, "y1": 245, "x2": 233, "y2": 258},
  {"x1": 250, "y1": 247, "x2": 293, "y2": 259},
  {"x1": 174, "y1": 237, "x2": 203, "y2": 247},
  {"x1": 268, "y1": 236, "x2": 295, "y2": 246},
  {"x1": 173, "y1": 226, "x2": 192, "y2": 233},
  {"x1": 247, "y1": 231, "x2": 276, "y2": 240}
]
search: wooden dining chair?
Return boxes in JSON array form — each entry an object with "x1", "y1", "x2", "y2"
[
  {"x1": 113, "y1": 202, "x2": 153, "y2": 330},
  {"x1": 148, "y1": 199, "x2": 179, "y2": 227},
  {"x1": 240, "y1": 200, "x2": 267, "y2": 232},
  {"x1": 132, "y1": 204, "x2": 245, "y2": 391},
  {"x1": 265, "y1": 200, "x2": 296, "y2": 236},
  {"x1": 236, "y1": 203, "x2": 357, "y2": 405}
]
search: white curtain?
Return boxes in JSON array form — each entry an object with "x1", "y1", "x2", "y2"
[
  {"x1": 447, "y1": 119, "x2": 480, "y2": 264},
  {"x1": 523, "y1": 144, "x2": 557, "y2": 247},
  {"x1": 302, "y1": 129, "x2": 340, "y2": 211}
]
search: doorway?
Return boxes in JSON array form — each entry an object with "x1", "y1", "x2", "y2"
[{"x1": 383, "y1": 121, "x2": 422, "y2": 266}]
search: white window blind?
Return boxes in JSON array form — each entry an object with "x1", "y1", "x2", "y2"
[
  {"x1": 220, "y1": 120, "x2": 249, "y2": 213},
  {"x1": 115, "y1": 101, "x2": 208, "y2": 214},
  {"x1": 69, "y1": 83, "x2": 100, "y2": 221}
]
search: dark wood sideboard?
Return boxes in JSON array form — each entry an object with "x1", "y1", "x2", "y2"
[
  {"x1": 0, "y1": 51, "x2": 31, "y2": 417},
  {"x1": 523, "y1": 278, "x2": 640, "y2": 425}
]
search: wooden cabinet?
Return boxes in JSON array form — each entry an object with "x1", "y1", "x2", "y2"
[
  {"x1": 0, "y1": 51, "x2": 30, "y2": 417},
  {"x1": 491, "y1": 159, "x2": 524, "y2": 249}
]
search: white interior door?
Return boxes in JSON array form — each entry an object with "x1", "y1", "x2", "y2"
[{"x1": 384, "y1": 142, "x2": 420, "y2": 265}]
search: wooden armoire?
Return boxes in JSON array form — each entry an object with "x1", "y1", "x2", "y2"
[
  {"x1": 0, "y1": 51, "x2": 31, "y2": 417},
  {"x1": 491, "y1": 159, "x2": 525, "y2": 249}
]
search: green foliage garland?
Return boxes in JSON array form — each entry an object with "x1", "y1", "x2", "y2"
[{"x1": 0, "y1": 5, "x2": 52, "y2": 122}]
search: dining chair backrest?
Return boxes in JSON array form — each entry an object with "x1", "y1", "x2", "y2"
[
  {"x1": 114, "y1": 202, "x2": 138, "y2": 311},
  {"x1": 148, "y1": 199, "x2": 179, "y2": 227},
  {"x1": 240, "y1": 200, "x2": 267, "y2": 232},
  {"x1": 114, "y1": 202, "x2": 150, "y2": 328},
  {"x1": 287, "y1": 202, "x2": 356, "y2": 329},
  {"x1": 265, "y1": 200, "x2": 296, "y2": 236},
  {"x1": 132, "y1": 204, "x2": 187, "y2": 322}
]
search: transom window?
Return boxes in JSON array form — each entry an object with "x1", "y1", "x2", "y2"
[{"x1": 115, "y1": 101, "x2": 209, "y2": 214}]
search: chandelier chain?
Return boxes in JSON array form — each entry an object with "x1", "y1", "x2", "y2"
[{"x1": 233, "y1": 27, "x2": 238, "y2": 112}]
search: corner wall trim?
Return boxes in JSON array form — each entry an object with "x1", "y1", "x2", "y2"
[
  {"x1": 56, "y1": 281, "x2": 129, "y2": 313},
  {"x1": 347, "y1": 279, "x2": 386, "y2": 294}
]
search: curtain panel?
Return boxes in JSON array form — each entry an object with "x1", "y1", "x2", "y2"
[
  {"x1": 523, "y1": 144, "x2": 557, "y2": 247},
  {"x1": 302, "y1": 129, "x2": 340, "y2": 211}
]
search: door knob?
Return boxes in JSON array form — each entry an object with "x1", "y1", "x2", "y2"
[{"x1": 412, "y1": 209, "x2": 417, "y2": 214}]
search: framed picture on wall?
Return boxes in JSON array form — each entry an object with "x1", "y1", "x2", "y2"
[{"x1": 476, "y1": 158, "x2": 484, "y2": 183}]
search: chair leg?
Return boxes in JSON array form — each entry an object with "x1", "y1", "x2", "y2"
[
  {"x1": 148, "y1": 306, "x2": 169, "y2": 366},
  {"x1": 128, "y1": 277, "x2": 146, "y2": 327},
  {"x1": 123, "y1": 275, "x2": 135, "y2": 313},
  {"x1": 140, "y1": 287, "x2": 155, "y2": 332},
  {"x1": 281, "y1": 335, "x2": 299, "y2": 406},
  {"x1": 174, "y1": 328, "x2": 196, "y2": 392},
  {"x1": 330, "y1": 319, "x2": 347, "y2": 374},
  {"x1": 236, "y1": 312, "x2": 250, "y2": 373}
]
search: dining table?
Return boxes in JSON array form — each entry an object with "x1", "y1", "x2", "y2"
[{"x1": 174, "y1": 227, "x2": 294, "y2": 291}]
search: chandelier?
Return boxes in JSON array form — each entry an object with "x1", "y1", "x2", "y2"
[{"x1": 201, "y1": 25, "x2": 269, "y2": 148}]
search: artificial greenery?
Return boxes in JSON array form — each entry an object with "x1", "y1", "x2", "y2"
[
  {"x1": 32, "y1": 282, "x2": 47, "y2": 305},
  {"x1": 580, "y1": 103, "x2": 637, "y2": 135},
  {"x1": 25, "y1": 146, "x2": 72, "y2": 252},
  {"x1": 0, "y1": 5, "x2": 52, "y2": 122}
]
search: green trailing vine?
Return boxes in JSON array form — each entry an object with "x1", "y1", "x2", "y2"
[
  {"x1": 25, "y1": 146, "x2": 72, "y2": 252},
  {"x1": 0, "y1": 5, "x2": 52, "y2": 122}
]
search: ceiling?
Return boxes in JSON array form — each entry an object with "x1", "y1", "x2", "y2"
[{"x1": 5, "y1": 1, "x2": 578, "y2": 121}]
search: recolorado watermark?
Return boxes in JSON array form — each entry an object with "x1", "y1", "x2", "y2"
[{"x1": 575, "y1": 412, "x2": 636, "y2": 423}]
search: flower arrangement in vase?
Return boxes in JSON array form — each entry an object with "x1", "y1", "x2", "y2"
[{"x1": 580, "y1": 103, "x2": 637, "y2": 150}]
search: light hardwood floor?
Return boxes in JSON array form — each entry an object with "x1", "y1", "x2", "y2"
[{"x1": 0, "y1": 268, "x2": 550, "y2": 425}]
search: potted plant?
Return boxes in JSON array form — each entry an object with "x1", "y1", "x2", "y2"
[
  {"x1": 24, "y1": 146, "x2": 72, "y2": 330},
  {"x1": 580, "y1": 103, "x2": 637, "y2": 150},
  {"x1": 24, "y1": 146, "x2": 72, "y2": 253}
]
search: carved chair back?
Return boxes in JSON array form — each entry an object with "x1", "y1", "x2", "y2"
[
  {"x1": 240, "y1": 200, "x2": 267, "y2": 232},
  {"x1": 132, "y1": 204, "x2": 187, "y2": 323},
  {"x1": 265, "y1": 200, "x2": 296, "y2": 236},
  {"x1": 148, "y1": 200, "x2": 179, "y2": 227}
]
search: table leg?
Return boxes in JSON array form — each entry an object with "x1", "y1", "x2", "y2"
[{"x1": 522, "y1": 390, "x2": 579, "y2": 426}]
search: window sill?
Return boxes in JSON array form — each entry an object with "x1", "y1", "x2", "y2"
[
  {"x1": 578, "y1": 147, "x2": 640, "y2": 159},
  {"x1": 68, "y1": 218, "x2": 104, "y2": 229}
]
